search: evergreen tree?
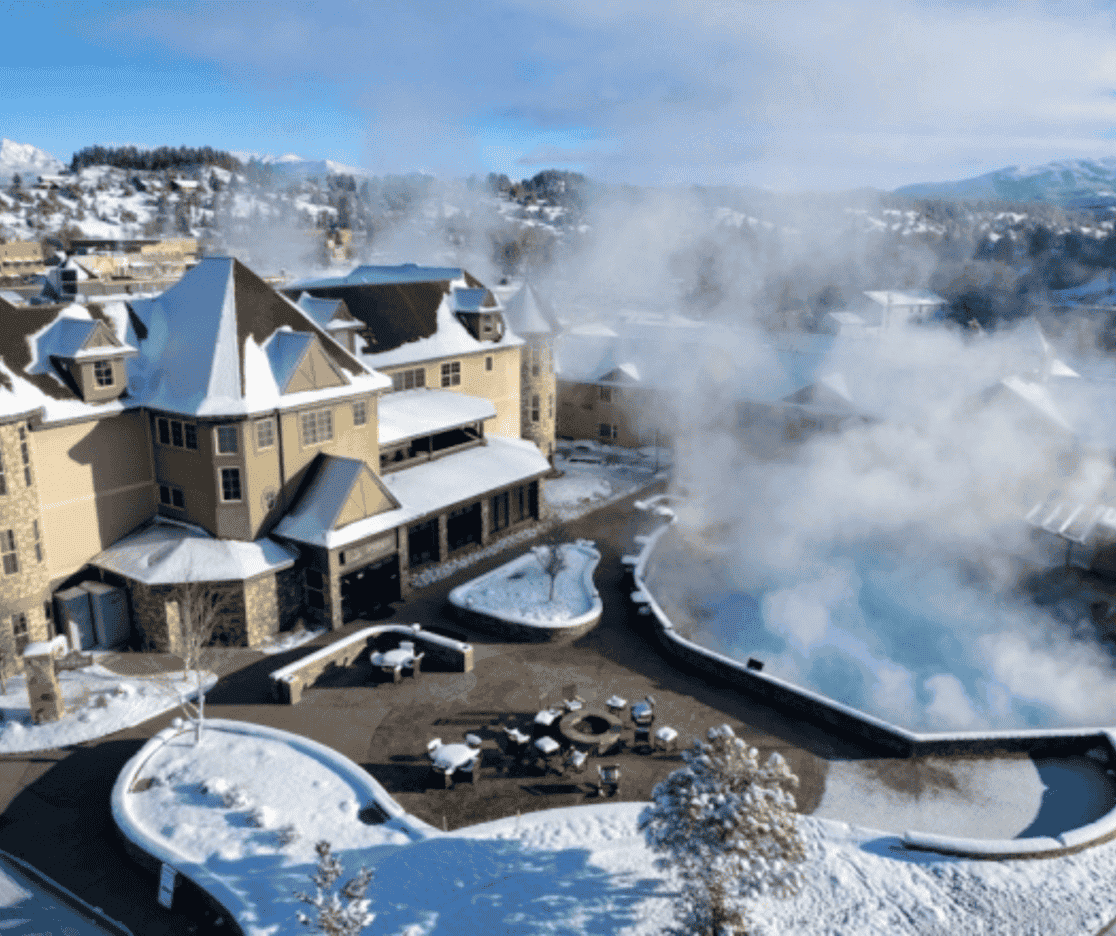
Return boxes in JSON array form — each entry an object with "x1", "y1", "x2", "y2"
[{"x1": 640, "y1": 725, "x2": 807, "y2": 935}]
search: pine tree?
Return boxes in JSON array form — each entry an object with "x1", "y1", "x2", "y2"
[
  {"x1": 295, "y1": 841, "x2": 375, "y2": 935},
  {"x1": 639, "y1": 724, "x2": 807, "y2": 936}
]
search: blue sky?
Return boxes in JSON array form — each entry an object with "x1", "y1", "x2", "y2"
[{"x1": 5, "y1": 0, "x2": 1116, "y2": 191}]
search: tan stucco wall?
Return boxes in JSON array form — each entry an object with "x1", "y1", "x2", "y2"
[
  {"x1": 377, "y1": 344, "x2": 521, "y2": 441},
  {"x1": 278, "y1": 394, "x2": 380, "y2": 494},
  {"x1": 34, "y1": 413, "x2": 156, "y2": 578}
]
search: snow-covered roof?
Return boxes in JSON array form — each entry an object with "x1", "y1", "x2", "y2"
[
  {"x1": 126, "y1": 257, "x2": 390, "y2": 417},
  {"x1": 274, "y1": 435, "x2": 550, "y2": 549},
  {"x1": 296, "y1": 293, "x2": 361, "y2": 331},
  {"x1": 377, "y1": 389, "x2": 496, "y2": 446},
  {"x1": 864, "y1": 289, "x2": 947, "y2": 307},
  {"x1": 453, "y1": 287, "x2": 496, "y2": 312},
  {"x1": 502, "y1": 283, "x2": 557, "y2": 335},
  {"x1": 272, "y1": 455, "x2": 400, "y2": 546},
  {"x1": 287, "y1": 264, "x2": 465, "y2": 290},
  {"x1": 90, "y1": 517, "x2": 298, "y2": 585},
  {"x1": 356, "y1": 284, "x2": 522, "y2": 370}
]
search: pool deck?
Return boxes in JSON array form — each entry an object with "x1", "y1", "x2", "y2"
[{"x1": 0, "y1": 484, "x2": 1112, "y2": 934}]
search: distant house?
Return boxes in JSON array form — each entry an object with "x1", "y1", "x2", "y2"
[
  {"x1": 0, "y1": 241, "x2": 45, "y2": 277},
  {"x1": 0, "y1": 257, "x2": 548, "y2": 671},
  {"x1": 862, "y1": 289, "x2": 947, "y2": 328}
]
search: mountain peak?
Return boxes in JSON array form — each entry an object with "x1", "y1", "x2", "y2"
[
  {"x1": 895, "y1": 156, "x2": 1116, "y2": 204},
  {"x1": 0, "y1": 139, "x2": 65, "y2": 182}
]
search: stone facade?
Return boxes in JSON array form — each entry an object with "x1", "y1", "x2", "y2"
[
  {"x1": 0, "y1": 420, "x2": 53, "y2": 679},
  {"x1": 25, "y1": 651, "x2": 63, "y2": 723},
  {"x1": 243, "y1": 569, "x2": 305, "y2": 648},
  {"x1": 521, "y1": 336, "x2": 557, "y2": 459}
]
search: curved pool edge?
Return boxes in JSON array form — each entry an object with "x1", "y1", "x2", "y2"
[
  {"x1": 629, "y1": 498, "x2": 1116, "y2": 860},
  {"x1": 111, "y1": 718, "x2": 443, "y2": 932}
]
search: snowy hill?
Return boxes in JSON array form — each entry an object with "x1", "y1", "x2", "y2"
[
  {"x1": 895, "y1": 157, "x2": 1116, "y2": 204},
  {"x1": 230, "y1": 150, "x2": 370, "y2": 179},
  {"x1": 0, "y1": 138, "x2": 64, "y2": 183}
]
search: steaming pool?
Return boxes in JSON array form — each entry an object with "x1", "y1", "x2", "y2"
[{"x1": 644, "y1": 524, "x2": 1116, "y2": 732}]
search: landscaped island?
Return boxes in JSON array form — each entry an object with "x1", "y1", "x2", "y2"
[{"x1": 448, "y1": 540, "x2": 603, "y2": 640}]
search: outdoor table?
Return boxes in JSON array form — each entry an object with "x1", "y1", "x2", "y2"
[
  {"x1": 631, "y1": 700, "x2": 654, "y2": 724},
  {"x1": 371, "y1": 648, "x2": 415, "y2": 668},
  {"x1": 429, "y1": 742, "x2": 479, "y2": 786},
  {"x1": 606, "y1": 695, "x2": 627, "y2": 715},
  {"x1": 654, "y1": 726, "x2": 679, "y2": 752}
]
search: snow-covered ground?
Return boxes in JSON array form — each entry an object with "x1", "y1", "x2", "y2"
[
  {"x1": 0, "y1": 660, "x2": 215, "y2": 753},
  {"x1": 543, "y1": 441, "x2": 671, "y2": 522},
  {"x1": 120, "y1": 720, "x2": 1116, "y2": 936},
  {"x1": 449, "y1": 541, "x2": 601, "y2": 626}
]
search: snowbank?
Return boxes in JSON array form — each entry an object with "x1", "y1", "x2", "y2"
[{"x1": 0, "y1": 661, "x2": 216, "y2": 754}]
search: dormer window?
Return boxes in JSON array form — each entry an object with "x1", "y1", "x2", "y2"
[{"x1": 93, "y1": 359, "x2": 114, "y2": 387}]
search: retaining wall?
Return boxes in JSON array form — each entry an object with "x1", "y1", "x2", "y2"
[
  {"x1": 629, "y1": 497, "x2": 1116, "y2": 860},
  {"x1": 268, "y1": 623, "x2": 474, "y2": 704},
  {"x1": 111, "y1": 718, "x2": 441, "y2": 936}
]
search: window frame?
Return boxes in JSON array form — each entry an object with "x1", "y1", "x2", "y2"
[
  {"x1": 11, "y1": 613, "x2": 27, "y2": 653},
  {"x1": 159, "y1": 484, "x2": 186, "y2": 510},
  {"x1": 215, "y1": 424, "x2": 240, "y2": 455},
  {"x1": 300, "y1": 408, "x2": 334, "y2": 447},
  {"x1": 32, "y1": 519, "x2": 41, "y2": 563},
  {"x1": 485, "y1": 355, "x2": 493, "y2": 372},
  {"x1": 18, "y1": 426, "x2": 31, "y2": 486},
  {"x1": 219, "y1": 466, "x2": 242, "y2": 503},
  {"x1": 1, "y1": 529, "x2": 17, "y2": 576},
  {"x1": 440, "y1": 361, "x2": 461, "y2": 387},
  {"x1": 351, "y1": 400, "x2": 367, "y2": 427},
  {"x1": 93, "y1": 358, "x2": 114, "y2": 387},
  {"x1": 0, "y1": 448, "x2": 7, "y2": 496},
  {"x1": 154, "y1": 416, "x2": 198, "y2": 450},
  {"x1": 255, "y1": 417, "x2": 275, "y2": 450},
  {"x1": 391, "y1": 368, "x2": 425, "y2": 392},
  {"x1": 531, "y1": 394, "x2": 540, "y2": 423}
]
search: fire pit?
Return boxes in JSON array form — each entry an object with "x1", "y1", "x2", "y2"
[{"x1": 559, "y1": 708, "x2": 623, "y2": 747}]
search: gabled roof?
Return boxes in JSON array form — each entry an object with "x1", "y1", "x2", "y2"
[
  {"x1": 127, "y1": 257, "x2": 389, "y2": 417},
  {"x1": 274, "y1": 454, "x2": 401, "y2": 545},
  {"x1": 503, "y1": 283, "x2": 558, "y2": 335},
  {"x1": 280, "y1": 264, "x2": 510, "y2": 361},
  {"x1": 864, "y1": 289, "x2": 947, "y2": 307},
  {"x1": 296, "y1": 293, "x2": 362, "y2": 331}
]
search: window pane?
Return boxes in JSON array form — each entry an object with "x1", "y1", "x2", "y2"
[
  {"x1": 217, "y1": 425, "x2": 239, "y2": 454},
  {"x1": 158, "y1": 418, "x2": 170, "y2": 445},
  {"x1": 404, "y1": 370, "x2": 414, "y2": 390},
  {"x1": 172, "y1": 488, "x2": 185, "y2": 508},
  {"x1": 160, "y1": 485, "x2": 171, "y2": 504},
  {"x1": 94, "y1": 359, "x2": 113, "y2": 386},
  {"x1": 2, "y1": 553, "x2": 17, "y2": 576},
  {"x1": 184, "y1": 423, "x2": 198, "y2": 449},
  {"x1": 352, "y1": 402, "x2": 366, "y2": 426},
  {"x1": 415, "y1": 368, "x2": 425, "y2": 387},
  {"x1": 392, "y1": 373, "x2": 404, "y2": 392},
  {"x1": 221, "y1": 467, "x2": 241, "y2": 501},
  {"x1": 256, "y1": 419, "x2": 274, "y2": 448},
  {"x1": 171, "y1": 420, "x2": 183, "y2": 447}
]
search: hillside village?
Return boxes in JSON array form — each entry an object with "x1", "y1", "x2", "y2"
[{"x1": 7, "y1": 141, "x2": 1116, "y2": 934}]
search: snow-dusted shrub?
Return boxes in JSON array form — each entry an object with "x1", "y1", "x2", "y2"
[
  {"x1": 295, "y1": 840, "x2": 374, "y2": 935},
  {"x1": 276, "y1": 824, "x2": 300, "y2": 846},
  {"x1": 247, "y1": 805, "x2": 276, "y2": 828},
  {"x1": 639, "y1": 724, "x2": 807, "y2": 936}
]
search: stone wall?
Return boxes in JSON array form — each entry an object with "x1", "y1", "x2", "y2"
[
  {"x1": 243, "y1": 574, "x2": 279, "y2": 648},
  {"x1": 0, "y1": 420, "x2": 54, "y2": 677}
]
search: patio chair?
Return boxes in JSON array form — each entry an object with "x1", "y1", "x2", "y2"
[
  {"x1": 634, "y1": 723, "x2": 652, "y2": 752},
  {"x1": 631, "y1": 696, "x2": 656, "y2": 727},
  {"x1": 653, "y1": 726, "x2": 679, "y2": 753},
  {"x1": 534, "y1": 735, "x2": 562, "y2": 775},
  {"x1": 605, "y1": 695, "x2": 628, "y2": 717},
  {"x1": 564, "y1": 748, "x2": 589, "y2": 776},
  {"x1": 405, "y1": 652, "x2": 424, "y2": 679},
  {"x1": 503, "y1": 725, "x2": 531, "y2": 761},
  {"x1": 596, "y1": 764, "x2": 621, "y2": 797},
  {"x1": 458, "y1": 756, "x2": 479, "y2": 785},
  {"x1": 426, "y1": 738, "x2": 443, "y2": 758},
  {"x1": 562, "y1": 683, "x2": 585, "y2": 711}
]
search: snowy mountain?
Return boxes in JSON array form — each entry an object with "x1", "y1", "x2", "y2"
[
  {"x1": 895, "y1": 158, "x2": 1116, "y2": 205},
  {"x1": 0, "y1": 139, "x2": 64, "y2": 183},
  {"x1": 230, "y1": 151, "x2": 369, "y2": 179}
]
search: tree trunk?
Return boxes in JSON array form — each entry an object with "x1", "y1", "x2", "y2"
[{"x1": 195, "y1": 668, "x2": 204, "y2": 745}]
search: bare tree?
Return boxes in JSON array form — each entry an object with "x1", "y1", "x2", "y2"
[
  {"x1": 295, "y1": 840, "x2": 375, "y2": 935},
  {"x1": 640, "y1": 724, "x2": 807, "y2": 935},
  {"x1": 531, "y1": 541, "x2": 568, "y2": 602},
  {"x1": 168, "y1": 578, "x2": 224, "y2": 746}
]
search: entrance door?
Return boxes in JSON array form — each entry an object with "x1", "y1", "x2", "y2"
[{"x1": 339, "y1": 555, "x2": 401, "y2": 622}]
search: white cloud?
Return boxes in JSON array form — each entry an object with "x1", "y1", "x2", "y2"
[{"x1": 924, "y1": 673, "x2": 979, "y2": 729}]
